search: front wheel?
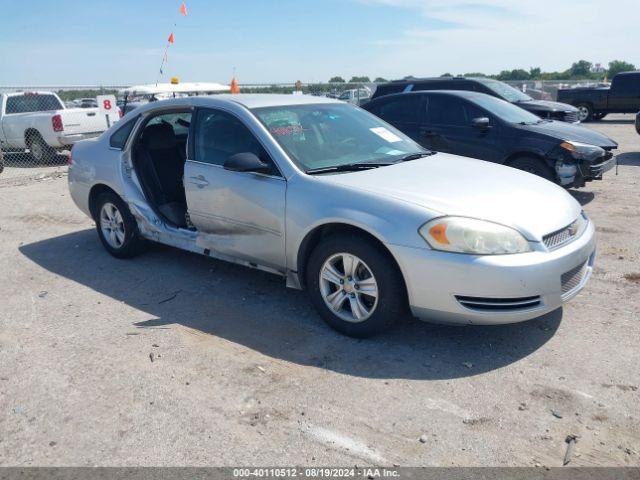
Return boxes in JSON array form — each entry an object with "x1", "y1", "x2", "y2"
[
  {"x1": 306, "y1": 234, "x2": 407, "y2": 338},
  {"x1": 94, "y1": 191, "x2": 146, "y2": 259}
]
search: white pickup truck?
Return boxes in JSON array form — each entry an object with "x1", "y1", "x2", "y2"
[{"x1": 0, "y1": 91, "x2": 112, "y2": 162}]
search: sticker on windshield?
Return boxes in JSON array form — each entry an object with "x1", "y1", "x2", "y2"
[{"x1": 370, "y1": 127, "x2": 402, "y2": 143}]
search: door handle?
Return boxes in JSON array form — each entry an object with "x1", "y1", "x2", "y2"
[{"x1": 188, "y1": 175, "x2": 210, "y2": 189}]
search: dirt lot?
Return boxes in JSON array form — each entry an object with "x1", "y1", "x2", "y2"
[{"x1": 0, "y1": 116, "x2": 639, "y2": 467}]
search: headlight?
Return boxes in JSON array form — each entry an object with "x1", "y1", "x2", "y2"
[
  {"x1": 419, "y1": 217, "x2": 531, "y2": 255},
  {"x1": 559, "y1": 141, "x2": 605, "y2": 161}
]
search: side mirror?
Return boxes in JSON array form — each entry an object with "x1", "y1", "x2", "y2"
[
  {"x1": 224, "y1": 152, "x2": 270, "y2": 173},
  {"x1": 472, "y1": 117, "x2": 491, "y2": 130}
]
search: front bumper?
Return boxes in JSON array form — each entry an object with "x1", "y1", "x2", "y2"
[
  {"x1": 556, "y1": 153, "x2": 616, "y2": 187},
  {"x1": 389, "y1": 220, "x2": 596, "y2": 325}
]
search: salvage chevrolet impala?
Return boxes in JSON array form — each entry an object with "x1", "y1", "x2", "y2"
[{"x1": 68, "y1": 95, "x2": 596, "y2": 337}]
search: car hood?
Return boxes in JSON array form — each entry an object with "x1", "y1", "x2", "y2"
[
  {"x1": 318, "y1": 154, "x2": 582, "y2": 241},
  {"x1": 517, "y1": 99, "x2": 578, "y2": 113},
  {"x1": 520, "y1": 120, "x2": 618, "y2": 148}
]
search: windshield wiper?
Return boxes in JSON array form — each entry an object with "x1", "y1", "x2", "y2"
[
  {"x1": 395, "y1": 152, "x2": 435, "y2": 162},
  {"x1": 306, "y1": 162, "x2": 394, "y2": 175}
]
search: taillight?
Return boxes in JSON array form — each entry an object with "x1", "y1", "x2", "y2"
[{"x1": 52, "y1": 114, "x2": 64, "y2": 132}]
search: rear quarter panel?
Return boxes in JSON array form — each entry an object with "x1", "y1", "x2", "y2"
[{"x1": 68, "y1": 136, "x2": 124, "y2": 218}]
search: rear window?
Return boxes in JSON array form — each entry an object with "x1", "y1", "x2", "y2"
[
  {"x1": 5, "y1": 94, "x2": 63, "y2": 114},
  {"x1": 109, "y1": 118, "x2": 138, "y2": 149}
]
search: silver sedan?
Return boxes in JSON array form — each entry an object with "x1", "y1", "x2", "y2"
[{"x1": 68, "y1": 94, "x2": 596, "y2": 337}]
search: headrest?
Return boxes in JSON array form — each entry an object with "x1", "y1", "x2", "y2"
[{"x1": 143, "y1": 123, "x2": 177, "y2": 150}]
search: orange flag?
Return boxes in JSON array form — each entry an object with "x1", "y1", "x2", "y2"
[
  {"x1": 168, "y1": 32, "x2": 175, "y2": 43},
  {"x1": 180, "y1": 3, "x2": 188, "y2": 16}
]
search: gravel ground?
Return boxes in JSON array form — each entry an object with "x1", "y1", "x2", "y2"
[{"x1": 0, "y1": 115, "x2": 638, "y2": 467}]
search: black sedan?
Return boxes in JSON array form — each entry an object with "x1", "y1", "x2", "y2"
[{"x1": 363, "y1": 90, "x2": 618, "y2": 187}]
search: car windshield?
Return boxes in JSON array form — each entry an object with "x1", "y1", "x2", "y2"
[
  {"x1": 474, "y1": 78, "x2": 533, "y2": 103},
  {"x1": 471, "y1": 94, "x2": 543, "y2": 124},
  {"x1": 253, "y1": 103, "x2": 426, "y2": 173}
]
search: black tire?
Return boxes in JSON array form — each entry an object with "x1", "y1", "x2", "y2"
[
  {"x1": 94, "y1": 191, "x2": 146, "y2": 259},
  {"x1": 0, "y1": 149, "x2": 4, "y2": 174},
  {"x1": 306, "y1": 233, "x2": 407, "y2": 338},
  {"x1": 27, "y1": 132, "x2": 56, "y2": 163},
  {"x1": 509, "y1": 156, "x2": 555, "y2": 182},
  {"x1": 576, "y1": 103, "x2": 593, "y2": 122}
]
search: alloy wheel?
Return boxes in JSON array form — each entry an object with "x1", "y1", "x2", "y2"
[
  {"x1": 100, "y1": 202, "x2": 126, "y2": 249},
  {"x1": 578, "y1": 106, "x2": 590, "y2": 122},
  {"x1": 30, "y1": 140, "x2": 44, "y2": 162},
  {"x1": 319, "y1": 253, "x2": 379, "y2": 323}
]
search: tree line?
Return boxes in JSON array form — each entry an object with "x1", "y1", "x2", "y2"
[{"x1": 329, "y1": 60, "x2": 637, "y2": 84}]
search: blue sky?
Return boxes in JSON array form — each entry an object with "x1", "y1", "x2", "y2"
[{"x1": 1, "y1": 0, "x2": 637, "y2": 86}]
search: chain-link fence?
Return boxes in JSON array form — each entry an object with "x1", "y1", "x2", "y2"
[
  {"x1": 0, "y1": 80, "x2": 604, "y2": 183},
  {"x1": 0, "y1": 85, "x2": 126, "y2": 183}
]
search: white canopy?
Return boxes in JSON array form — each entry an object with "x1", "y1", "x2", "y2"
[{"x1": 119, "y1": 82, "x2": 231, "y2": 96}]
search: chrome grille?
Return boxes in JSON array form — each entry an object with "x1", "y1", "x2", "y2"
[
  {"x1": 562, "y1": 262, "x2": 589, "y2": 295},
  {"x1": 543, "y1": 214, "x2": 587, "y2": 250},
  {"x1": 544, "y1": 227, "x2": 574, "y2": 250},
  {"x1": 563, "y1": 111, "x2": 580, "y2": 124},
  {"x1": 456, "y1": 295, "x2": 542, "y2": 312}
]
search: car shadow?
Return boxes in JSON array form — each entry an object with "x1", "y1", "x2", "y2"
[
  {"x1": 19, "y1": 230, "x2": 562, "y2": 381},
  {"x1": 569, "y1": 189, "x2": 595, "y2": 206},
  {"x1": 617, "y1": 152, "x2": 640, "y2": 167}
]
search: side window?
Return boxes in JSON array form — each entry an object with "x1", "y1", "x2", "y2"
[
  {"x1": 145, "y1": 112, "x2": 192, "y2": 138},
  {"x1": 194, "y1": 109, "x2": 279, "y2": 175},
  {"x1": 109, "y1": 117, "x2": 138, "y2": 149},
  {"x1": 425, "y1": 95, "x2": 467, "y2": 126},
  {"x1": 613, "y1": 75, "x2": 638, "y2": 95},
  {"x1": 464, "y1": 103, "x2": 490, "y2": 123},
  {"x1": 376, "y1": 96, "x2": 420, "y2": 123}
]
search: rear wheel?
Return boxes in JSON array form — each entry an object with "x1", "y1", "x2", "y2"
[
  {"x1": 576, "y1": 103, "x2": 593, "y2": 122},
  {"x1": 509, "y1": 157, "x2": 555, "y2": 182},
  {"x1": 306, "y1": 234, "x2": 407, "y2": 338},
  {"x1": 27, "y1": 133, "x2": 56, "y2": 163},
  {"x1": 94, "y1": 191, "x2": 146, "y2": 259}
]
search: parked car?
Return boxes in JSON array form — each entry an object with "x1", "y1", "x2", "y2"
[
  {"x1": 0, "y1": 91, "x2": 111, "y2": 161},
  {"x1": 373, "y1": 77, "x2": 581, "y2": 123},
  {"x1": 78, "y1": 98, "x2": 98, "y2": 108},
  {"x1": 338, "y1": 88, "x2": 372, "y2": 105},
  {"x1": 363, "y1": 91, "x2": 618, "y2": 187},
  {"x1": 557, "y1": 71, "x2": 640, "y2": 122},
  {"x1": 69, "y1": 94, "x2": 596, "y2": 337}
]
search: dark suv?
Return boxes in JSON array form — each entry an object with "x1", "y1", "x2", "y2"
[{"x1": 373, "y1": 77, "x2": 580, "y2": 123}]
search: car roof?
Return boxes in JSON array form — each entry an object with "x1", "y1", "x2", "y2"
[
  {"x1": 370, "y1": 90, "x2": 488, "y2": 101},
  {"x1": 133, "y1": 94, "x2": 343, "y2": 112},
  {"x1": 388, "y1": 76, "x2": 482, "y2": 84}
]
